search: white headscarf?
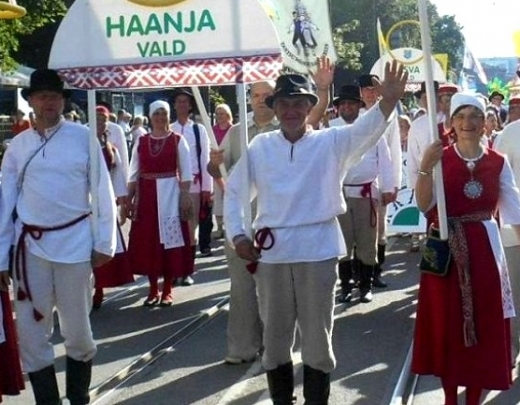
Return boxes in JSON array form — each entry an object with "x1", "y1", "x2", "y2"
[{"x1": 149, "y1": 100, "x2": 170, "y2": 117}]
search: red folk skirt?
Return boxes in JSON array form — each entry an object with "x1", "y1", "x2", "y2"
[{"x1": 0, "y1": 291, "x2": 24, "y2": 402}]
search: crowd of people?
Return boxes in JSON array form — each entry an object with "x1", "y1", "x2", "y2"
[{"x1": 2, "y1": 58, "x2": 520, "y2": 405}]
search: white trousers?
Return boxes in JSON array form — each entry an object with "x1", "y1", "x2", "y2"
[
  {"x1": 254, "y1": 259, "x2": 337, "y2": 373},
  {"x1": 14, "y1": 252, "x2": 96, "y2": 372}
]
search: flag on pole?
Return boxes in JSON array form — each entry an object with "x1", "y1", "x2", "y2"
[
  {"x1": 258, "y1": 0, "x2": 337, "y2": 74},
  {"x1": 376, "y1": 18, "x2": 387, "y2": 58},
  {"x1": 458, "y1": 42, "x2": 488, "y2": 92}
]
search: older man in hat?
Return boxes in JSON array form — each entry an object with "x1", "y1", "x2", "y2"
[
  {"x1": 357, "y1": 73, "x2": 402, "y2": 287},
  {"x1": 0, "y1": 69, "x2": 117, "y2": 405},
  {"x1": 329, "y1": 84, "x2": 394, "y2": 303},
  {"x1": 224, "y1": 61, "x2": 407, "y2": 404},
  {"x1": 206, "y1": 57, "x2": 333, "y2": 366}
]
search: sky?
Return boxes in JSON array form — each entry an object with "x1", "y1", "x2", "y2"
[{"x1": 431, "y1": 0, "x2": 519, "y2": 58}]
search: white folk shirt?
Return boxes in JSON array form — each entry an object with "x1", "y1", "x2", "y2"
[
  {"x1": 329, "y1": 116, "x2": 394, "y2": 198},
  {"x1": 493, "y1": 120, "x2": 520, "y2": 247},
  {"x1": 360, "y1": 108, "x2": 402, "y2": 190},
  {"x1": 171, "y1": 120, "x2": 213, "y2": 194},
  {"x1": 0, "y1": 121, "x2": 117, "y2": 269},
  {"x1": 107, "y1": 121, "x2": 129, "y2": 181},
  {"x1": 224, "y1": 104, "x2": 392, "y2": 263},
  {"x1": 407, "y1": 113, "x2": 444, "y2": 188}
]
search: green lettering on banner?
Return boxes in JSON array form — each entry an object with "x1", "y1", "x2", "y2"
[
  {"x1": 198, "y1": 9, "x2": 216, "y2": 32},
  {"x1": 164, "y1": 12, "x2": 182, "y2": 33},
  {"x1": 106, "y1": 16, "x2": 125, "y2": 38},
  {"x1": 106, "y1": 10, "x2": 217, "y2": 38},
  {"x1": 145, "y1": 13, "x2": 163, "y2": 35},
  {"x1": 127, "y1": 14, "x2": 145, "y2": 36},
  {"x1": 136, "y1": 40, "x2": 186, "y2": 57}
]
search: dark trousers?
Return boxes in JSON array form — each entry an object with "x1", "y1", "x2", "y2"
[{"x1": 198, "y1": 202, "x2": 213, "y2": 251}]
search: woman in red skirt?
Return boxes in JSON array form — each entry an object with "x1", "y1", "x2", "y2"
[
  {"x1": 0, "y1": 271, "x2": 25, "y2": 402},
  {"x1": 126, "y1": 100, "x2": 193, "y2": 307},
  {"x1": 92, "y1": 106, "x2": 134, "y2": 308},
  {"x1": 413, "y1": 93, "x2": 520, "y2": 404}
]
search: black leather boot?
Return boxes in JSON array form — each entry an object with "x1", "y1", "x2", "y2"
[
  {"x1": 373, "y1": 244, "x2": 388, "y2": 288},
  {"x1": 66, "y1": 357, "x2": 92, "y2": 405},
  {"x1": 28, "y1": 365, "x2": 62, "y2": 405},
  {"x1": 337, "y1": 261, "x2": 354, "y2": 303},
  {"x1": 266, "y1": 362, "x2": 295, "y2": 405},
  {"x1": 359, "y1": 264, "x2": 374, "y2": 303},
  {"x1": 303, "y1": 365, "x2": 330, "y2": 405}
]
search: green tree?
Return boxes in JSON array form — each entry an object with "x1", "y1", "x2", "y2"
[
  {"x1": 0, "y1": 0, "x2": 67, "y2": 72},
  {"x1": 329, "y1": 0, "x2": 464, "y2": 82}
]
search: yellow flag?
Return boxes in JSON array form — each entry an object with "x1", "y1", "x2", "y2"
[
  {"x1": 513, "y1": 30, "x2": 520, "y2": 57},
  {"x1": 434, "y1": 54, "x2": 449, "y2": 76},
  {"x1": 377, "y1": 18, "x2": 387, "y2": 57}
]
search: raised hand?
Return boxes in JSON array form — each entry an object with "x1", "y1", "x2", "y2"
[
  {"x1": 373, "y1": 60, "x2": 408, "y2": 117},
  {"x1": 311, "y1": 56, "x2": 334, "y2": 90}
]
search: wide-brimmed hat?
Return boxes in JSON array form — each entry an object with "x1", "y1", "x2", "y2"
[
  {"x1": 333, "y1": 84, "x2": 365, "y2": 107},
  {"x1": 357, "y1": 74, "x2": 379, "y2": 89},
  {"x1": 172, "y1": 88, "x2": 195, "y2": 103},
  {"x1": 450, "y1": 92, "x2": 486, "y2": 118},
  {"x1": 21, "y1": 69, "x2": 71, "y2": 101},
  {"x1": 265, "y1": 74, "x2": 319, "y2": 109},
  {"x1": 414, "y1": 81, "x2": 439, "y2": 99},
  {"x1": 488, "y1": 91, "x2": 505, "y2": 101}
]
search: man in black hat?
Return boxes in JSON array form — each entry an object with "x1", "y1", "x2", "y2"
[
  {"x1": 489, "y1": 90, "x2": 508, "y2": 123},
  {"x1": 329, "y1": 84, "x2": 394, "y2": 303},
  {"x1": 205, "y1": 57, "x2": 334, "y2": 366},
  {"x1": 358, "y1": 73, "x2": 403, "y2": 289},
  {"x1": 0, "y1": 69, "x2": 117, "y2": 405},
  {"x1": 224, "y1": 61, "x2": 407, "y2": 404}
]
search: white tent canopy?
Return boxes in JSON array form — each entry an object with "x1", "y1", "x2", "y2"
[{"x1": 49, "y1": 0, "x2": 282, "y2": 89}]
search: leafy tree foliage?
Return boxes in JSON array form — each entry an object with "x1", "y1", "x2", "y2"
[
  {"x1": 0, "y1": 0, "x2": 67, "y2": 71},
  {"x1": 329, "y1": 0, "x2": 464, "y2": 82}
]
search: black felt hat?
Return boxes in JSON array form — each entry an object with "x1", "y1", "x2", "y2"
[
  {"x1": 488, "y1": 91, "x2": 505, "y2": 101},
  {"x1": 265, "y1": 74, "x2": 318, "y2": 109},
  {"x1": 357, "y1": 74, "x2": 379, "y2": 88},
  {"x1": 21, "y1": 69, "x2": 71, "y2": 101},
  {"x1": 172, "y1": 88, "x2": 195, "y2": 103},
  {"x1": 414, "y1": 81, "x2": 440, "y2": 99},
  {"x1": 333, "y1": 84, "x2": 365, "y2": 107}
]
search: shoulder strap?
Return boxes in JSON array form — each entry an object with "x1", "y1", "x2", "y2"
[{"x1": 193, "y1": 124, "x2": 203, "y2": 192}]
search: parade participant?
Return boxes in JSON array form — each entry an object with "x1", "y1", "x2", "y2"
[
  {"x1": 412, "y1": 93, "x2": 520, "y2": 405},
  {"x1": 207, "y1": 57, "x2": 334, "y2": 366},
  {"x1": 127, "y1": 100, "x2": 193, "y2": 307},
  {"x1": 492, "y1": 116, "x2": 520, "y2": 367},
  {"x1": 0, "y1": 69, "x2": 117, "y2": 405},
  {"x1": 330, "y1": 84, "x2": 395, "y2": 303},
  {"x1": 10, "y1": 109, "x2": 31, "y2": 135},
  {"x1": 483, "y1": 107, "x2": 502, "y2": 147},
  {"x1": 407, "y1": 83, "x2": 457, "y2": 252},
  {"x1": 92, "y1": 106, "x2": 133, "y2": 309},
  {"x1": 506, "y1": 96, "x2": 520, "y2": 124},
  {"x1": 0, "y1": 275, "x2": 25, "y2": 403},
  {"x1": 224, "y1": 61, "x2": 407, "y2": 404},
  {"x1": 171, "y1": 88, "x2": 213, "y2": 276},
  {"x1": 358, "y1": 73, "x2": 402, "y2": 288},
  {"x1": 211, "y1": 103, "x2": 233, "y2": 239},
  {"x1": 488, "y1": 90, "x2": 508, "y2": 124}
]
